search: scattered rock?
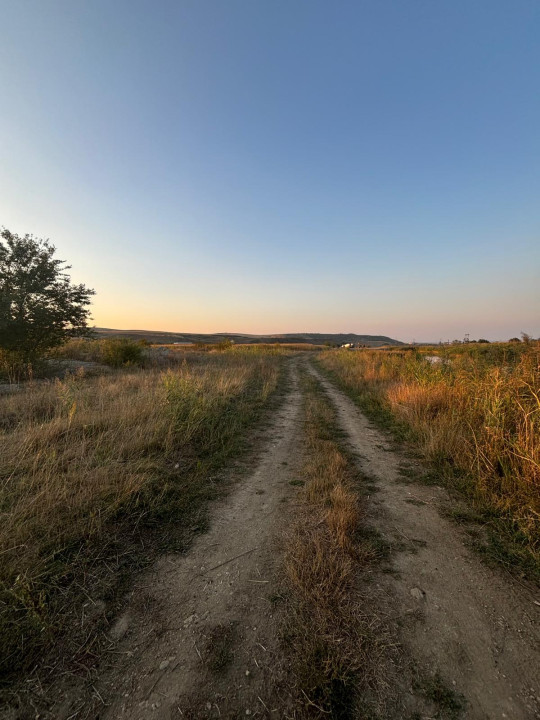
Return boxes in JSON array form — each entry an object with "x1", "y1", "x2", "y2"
[{"x1": 410, "y1": 587, "x2": 426, "y2": 600}]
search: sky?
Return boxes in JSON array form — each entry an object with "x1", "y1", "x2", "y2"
[{"x1": 1, "y1": 0, "x2": 539, "y2": 342}]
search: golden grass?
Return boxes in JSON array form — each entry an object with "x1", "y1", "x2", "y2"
[
  {"x1": 159, "y1": 342, "x2": 324, "y2": 353},
  {"x1": 0, "y1": 352, "x2": 282, "y2": 678},
  {"x1": 48, "y1": 338, "x2": 321, "y2": 370},
  {"x1": 282, "y1": 374, "x2": 387, "y2": 718},
  {"x1": 318, "y1": 344, "x2": 540, "y2": 561}
]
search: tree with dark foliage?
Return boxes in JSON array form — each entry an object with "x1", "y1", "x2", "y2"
[{"x1": 0, "y1": 228, "x2": 95, "y2": 363}]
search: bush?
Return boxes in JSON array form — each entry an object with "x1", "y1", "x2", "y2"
[
  {"x1": 99, "y1": 338, "x2": 144, "y2": 367},
  {"x1": 0, "y1": 349, "x2": 24, "y2": 382},
  {"x1": 51, "y1": 338, "x2": 145, "y2": 368}
]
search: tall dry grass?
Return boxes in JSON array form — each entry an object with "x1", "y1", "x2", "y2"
[
  {"x1": 283, "y1": 374, "x2": 388, "y2": 718},
  {"x1": 318, "y1": 344, "x2": 540, "y2": 560},
  {"x1": 0, "y1": 352, "x2": 281, "y2": 678},
  {"x1": 50, "y1": 338, "x2": 321, "y2": 364}
]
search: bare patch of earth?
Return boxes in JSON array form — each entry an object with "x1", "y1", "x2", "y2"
[{"x1": 310, "y1": 363, "x2": 540, "y2": 720}]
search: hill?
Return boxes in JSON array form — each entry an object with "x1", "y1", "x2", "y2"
[{"x1": 94, "y1": 328, "x2": 404, "y2": 347}]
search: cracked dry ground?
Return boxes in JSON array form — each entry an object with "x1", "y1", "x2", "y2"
[{"x1": 48, "y1": 356, "x2": 539, "y2": 719}]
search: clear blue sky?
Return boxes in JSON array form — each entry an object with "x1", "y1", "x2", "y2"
[{"x1": 1, "y1": 0, "x2": 539, "y2": 341}]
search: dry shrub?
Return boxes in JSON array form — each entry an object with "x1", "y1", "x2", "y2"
[
  {"x1": 387, "y1": 381, "x2": 465, "y2": 460},
  {"x1": 50, "y1": 337, "x2": 144, "y2": 366}
]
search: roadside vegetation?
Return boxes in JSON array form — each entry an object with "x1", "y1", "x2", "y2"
[
  {"x1": 49, "y1": 336, "x2": 146, "y2": 367},
  {"x1": 282, "y1": 372, "x2": 389, "y2": 718},
  {"x1": 0, "y1": 349, "x2": 284, "y2": 689},
  {"x1": 317, "y1": 342, "x2": 540, "y2": 576}
]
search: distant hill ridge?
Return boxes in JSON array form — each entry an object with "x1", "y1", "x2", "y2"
[{"x1": 94, "y1": 328, "x2": 403, "y2": 347}]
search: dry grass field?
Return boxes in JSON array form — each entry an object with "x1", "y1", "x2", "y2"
[
  {"x1": 50, "y1": 338, "x2": 323, "y2": 364},
  {"x1": 318, "y1": 342, "x2": 540, "y2": 573},
  {"x1": 2, "y1": 342, "x2": 540, "y2": 718},
  {"x1": 0, "y1": 346, "x2": 283, "y2": 680}
]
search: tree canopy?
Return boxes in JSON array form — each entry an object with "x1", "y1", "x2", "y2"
[{"x1": 0, "y1": 228, "x2": 95, "y2": 360}]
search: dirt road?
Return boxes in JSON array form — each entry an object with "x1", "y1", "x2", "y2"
[{"x1": 46, "y1": 356, "x2": 539, "y2": 719}]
